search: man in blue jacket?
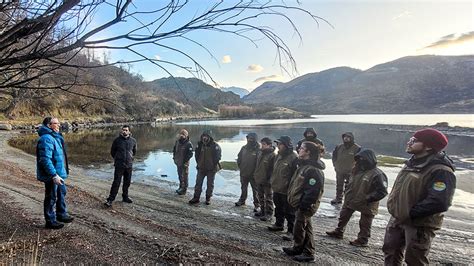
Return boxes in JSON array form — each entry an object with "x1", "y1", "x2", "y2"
[{"x1": 36, "y1": 117, "x2": 73, "y2": 229}]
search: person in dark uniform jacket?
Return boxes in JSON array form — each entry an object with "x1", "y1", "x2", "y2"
[
  {"x1": 173, "y1": 129, "x2": 193, "y2": 195},
  {"x1": 326, "y1": 148, "x2": 388, "y2": 247},
  {"x1": 383, "y1": 128, "x2": 456, "y2": 265},
  {"x1": 282, "y1": 141, "x2": 325, "y2": 262},
  {"x1": 189, "y1": 130, "x2": 221, "y2": 205}
]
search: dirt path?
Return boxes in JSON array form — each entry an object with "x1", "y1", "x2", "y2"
[{"x1": 1, "y1": 131, "x2": 472, "y2": 264}]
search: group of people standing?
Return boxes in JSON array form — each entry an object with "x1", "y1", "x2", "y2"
[{"x1": 35, "y1": 117, "x2": 456, "y2": 265}]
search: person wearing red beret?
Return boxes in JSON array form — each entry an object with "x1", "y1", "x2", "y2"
[{"x1": 383, "y1": 128, "x2": 456, "y2": 265}]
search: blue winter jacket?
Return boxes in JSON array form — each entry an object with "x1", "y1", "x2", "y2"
[{"x1": 36, "y1": 126, "x2": 69, "y2": 182}]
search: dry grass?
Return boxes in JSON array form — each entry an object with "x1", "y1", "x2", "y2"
[{"x1": 0, "y1": 230, "x2": 42, "y2": 265}]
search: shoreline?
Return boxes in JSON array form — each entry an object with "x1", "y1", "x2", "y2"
[{"x1": 1, "y1": 131, "x2": 473, "y2": 264}]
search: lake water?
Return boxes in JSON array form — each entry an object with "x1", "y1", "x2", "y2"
[{"x1": 11, "y1": 114, "x2": 474, "y2": 218}]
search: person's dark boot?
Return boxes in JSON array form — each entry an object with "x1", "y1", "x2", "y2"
[
  {"x1": 293, "y1": 253, "x2": 315, "y2": 262},
  {"x1": 189, "y1": 198, "x2": 200, "y2": 204},
  {"x1": 45, "y1": 222, "x2": 64, "y2": 230},
  {"x1": 260, "y1": 214, "x2": 271, "y2": 221},
  {"x1": 326, "y1": 229, "x2": 344, "y2": 239},
  {"x1": 205, "y1": 197, "x2": 211, "y2": 205},
  {"x1": 282, "y1": 231, "x2": 293, "y2": 241},
  {"x1": 330, "y1": 198, "x2": 342, "y2": 205},
  {"x1": 267, "y1": 223, "x2": 284, "y2": 231},
  {"x1": 282, "y1": 247, "x2": 302, "y2": 256},
  {"x1": 122, "y1": 197, "x2": 133, "y2": 203},
  {"x1": 349, "y1": 238, "x2": 368, "y2": 247},
  {"x1": 254, "y1": 210, "x2": 264, "y2": 217},
  {"x1": 57, "y1": 216, "x2": 74, "y2": 223},
  {"x1": 104, "y1": 200, "x2": 113, "y2": 207},
  {"x1": 235, "y1": 201, "x2": 245, "y2": 206}
]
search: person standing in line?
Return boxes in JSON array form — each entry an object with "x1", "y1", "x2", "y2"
[
  {"x1": 105, "y1": 125, "x2": 137, "y2": 207},
  {"x1": 295, "y1": 127, "x2": 325, "y2": 156},
  {"x1": 36, "y1": 117, "x2": 74, "y2": 229},
  {"x1": 268, "y1": 136, "x2": 298, "y2": 238},
  {"x1": 282, "y1": 141, "x2": 325, "y2": 262},
  {"x1": 189, "y1": 130, "x2": 221, "y2": 205},
  {"x1": 331, "y1": 132, "x2": 360, "y2": 205},
  {"x1": 235, "y1": 133, "x2": 260, "y2": 212},
  {"x1": 173, "y1": 129, "x2": 193, "y2": 195},
  {"x1": 383, "y1": 128, "x2": 456, "y2": 265},
  {"x1": 254, "y1": 137, "x2": 276, "y2": 221},
  {"x1": 326, "y1": 148, "x2": 388, "y2": 247}
]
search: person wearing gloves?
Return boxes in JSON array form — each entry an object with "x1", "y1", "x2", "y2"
[
  {"x1": 36, "y1": 117, "x2": 73, "y2": 229},
  {"x1": 383, "y1": 128, "x2": 456, "y2": 265},
  {"x1": 282, "y1": 141, "x2": 325, "y2": 262},
  {"x1": 326, "y1": 148, "x2": 388, "y2": 247}
]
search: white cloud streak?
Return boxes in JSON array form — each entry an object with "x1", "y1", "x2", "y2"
[{"x1": 247, "y1": 64, "x2": 264, "y2": 73}]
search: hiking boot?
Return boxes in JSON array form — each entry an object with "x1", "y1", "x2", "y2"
[
  {"x1": 293, "y1": 253, "x2": 315, "y2": 262},
  {"x1": 104, "y1": 200, "x2": 113, "y2": 207},
  {"x1": 254, "y1": 211, "x2": 264, "y2": 217},
  {"x1": 235, "y1": 201, "x2": 245, "y2": 207},
  {"x1": 205, "y1": 199, "x2": 211, "y2": 205},
  {"x1": 253, "y1": 207, "x2": 260, "y2": 213},
  {"x1": 282, "y1": 247, "x2": 302, "y2": 256},
  {"x1": 189, "y1": 198, "x2": 200, "y2": 204},
  {"x1": 282, "y1": 231, "x2": 293, "y2": 241},
  {"x1": 349, "y1": 239, "x2": 368, "y2": 247},
  {"x1": 326, "y1": 230, "x2": 344, "y2": 239},
  {"x1": 260, "y1": 215, "x2": 271, "y2": 222},
  {"x1": 57, "y1": 216, "x2": 74, "y2": 223},
  {"x1": 267, "y1": 224, "x2": 284, "y2": 231},
  {"x1": 45, "y1": 222, "x2": 64, "y2": 230},
  {"x1": 330, "y1": 198, "x2": 342, "y2": 205},
  {"x1": 122, "y1": 197, "x2": 133, "y2": 203}
]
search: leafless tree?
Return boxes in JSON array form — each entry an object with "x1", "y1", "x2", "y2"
[{"x1": 0, "y1": 0, "x2": 327, "y2": 116}]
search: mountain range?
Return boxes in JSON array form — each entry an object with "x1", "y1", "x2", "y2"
[
  {"x1": 221, "y1": 86, "x2": 250, "y2": 98},
  {"x1": 244, "y1": 55, "x2": 474, "y2": 114}
]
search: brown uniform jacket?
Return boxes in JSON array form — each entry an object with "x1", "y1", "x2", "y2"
[
  {"x1": 387, "y1": 152, "x2": 456, "y2": 229},
  {"x1": 343, "y1": 148, "x2": 388, "y2": 215},
  {"x1": 237, "y1": 142, "x2": 260, "y2": 177},
  {"x1": 254, "y1": 147, "x2": 276, "y2": 185},
  {"x1": 270, "y1": 150, "x2": 297, "y2": 194},
  {"x1": 287, "y1": 159, "x2": 325, "y2": 215},
  {"x1": 332, "y1": 132, "x2": 360, "y2": 173}
]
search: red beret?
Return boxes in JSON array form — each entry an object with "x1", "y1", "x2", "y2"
[{"x1": 413, "y1": 128, "x2": 448, "y2": 152}]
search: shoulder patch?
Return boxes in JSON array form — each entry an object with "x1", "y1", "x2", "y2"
[
  {"x1": 433, "y1": 181, "x2": 446, "y2": 191},
  {"x1": 309, "y1": 178, "x2": 317, "y2": 186}
]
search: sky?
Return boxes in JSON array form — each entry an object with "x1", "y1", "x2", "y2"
[{"x1": 90, "y1": 0, "x2": 474, "y2": 91}]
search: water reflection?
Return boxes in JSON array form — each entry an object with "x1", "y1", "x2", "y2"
[{"x1": 10, "y1": 120, "x2": 474, "y2": 202}]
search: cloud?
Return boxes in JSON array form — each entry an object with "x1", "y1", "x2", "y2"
[
  {"x1": 424, "y1": 31, "x2": 474, "y2": 49},
  {"x1": 392, "y1": 11, "x2": 412, "y2": 21},
  {"x1": 247, "y1": 64, "x2": 264, "y2": 73},
  {"x1": 155, "y1": 55, "x2": 161, "y2": 60},
  {"x1": 254, "y1": 75, "x2": 283, "y2": 83},
  {"x1": 222, "y1": 55, "x2": 231, "y2": 64}
]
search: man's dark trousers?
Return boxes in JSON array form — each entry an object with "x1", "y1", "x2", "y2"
[{"x1": 107, "y1": 166, "x2": 132, "y2": 201}]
